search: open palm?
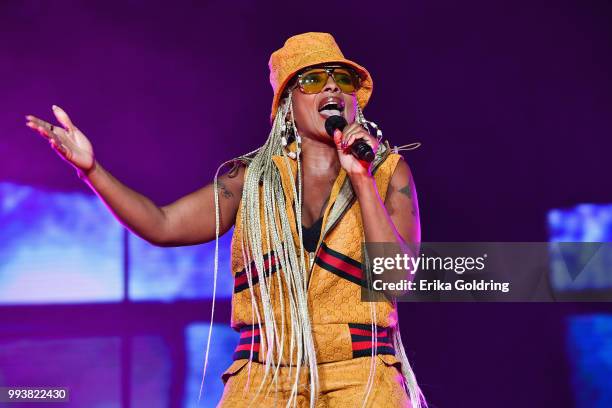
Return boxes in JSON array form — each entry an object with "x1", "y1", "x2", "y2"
[{"x1": 26, "y1": 105, "x2": 95, "y2": 172}]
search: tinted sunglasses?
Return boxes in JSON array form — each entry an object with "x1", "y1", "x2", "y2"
[{"x1": 294, "y1": 65, "x2": 362, "y2": 94}]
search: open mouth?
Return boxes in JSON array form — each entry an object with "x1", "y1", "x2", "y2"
[{"x1": 318, "y1": 97, "x2": 345, "y2": 118}]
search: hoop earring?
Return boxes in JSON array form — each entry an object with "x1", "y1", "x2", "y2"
[
  {"x1": 281, "y1": 91, "x2": 301, "y2": 160},
  {"x1": 356, "y1": 105, "x2": 383, "y2": 141}
]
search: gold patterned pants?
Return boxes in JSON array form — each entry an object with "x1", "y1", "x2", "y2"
[{"x1": 217, "y1": 355, "x2": 411, "y2": 407}]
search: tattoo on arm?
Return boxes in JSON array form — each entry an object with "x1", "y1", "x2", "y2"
[
  {"x1": 218, "y1": 181, "x2": 234, "y2": 199},
  {"x1": 396, "y1": 180, "x2": 418, "y2": 217},
  {"x1": 398, "y1": 184, "x2": 412, "y2": 199}
]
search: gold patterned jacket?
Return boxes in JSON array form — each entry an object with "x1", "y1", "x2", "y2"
[{"x1": 226, "y1": 142, "x2": 403, "y2": 372}]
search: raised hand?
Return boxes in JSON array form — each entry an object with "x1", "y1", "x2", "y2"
[
  {"x1": 333, "y1": 122, "x2": 379, "y2": 178},
  {"x1": 26, "y1": 105, "x2": 95, "y2": 174}
]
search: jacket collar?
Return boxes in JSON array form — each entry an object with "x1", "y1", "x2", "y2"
[{"x1": 270, "y1": 141, "x2": 391, "y2": 245}]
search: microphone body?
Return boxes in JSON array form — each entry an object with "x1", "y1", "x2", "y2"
[{"x1": 324, "y1": 115, "x2": 375, "y2": 163}]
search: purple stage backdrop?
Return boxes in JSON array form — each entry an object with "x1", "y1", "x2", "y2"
[{"x1": 1, "y1": 1, "x2": 612, "y2": 407}]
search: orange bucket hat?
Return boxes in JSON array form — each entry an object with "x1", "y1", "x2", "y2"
[{"x1": 268, "y1": 32, "x2": 374, "y2": 122}]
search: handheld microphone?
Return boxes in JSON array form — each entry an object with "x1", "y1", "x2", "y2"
[{"x1": 324, "y1": 115, "x2": 375, "y2": 163}]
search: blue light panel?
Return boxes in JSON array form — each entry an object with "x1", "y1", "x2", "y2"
[
  {"x1": 128, "y1": 229, "x2": 234, "y2": 301},
  {"x1": 548, "y1": 204, "x2": 612, "y2": 291},
  {"x1": 0, "y1": 182, "x2": 123, "y2": 303},
  {"x1": 183, "y1": 323, "x2": 239, "y2": 408},
  {"x1": 567, "y1": 315, "x2": 612, "y2": 408}
]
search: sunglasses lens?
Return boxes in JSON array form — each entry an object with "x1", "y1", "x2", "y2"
[
  {"x1": 297, "y1": 67, "x2": 361, "y2": 94},
  {"x1": 299, "y1": 70, "x2": 328, "y2": 93},
  {"x1": 332, "y1": 69, "x2": 358, "y2": 93}
]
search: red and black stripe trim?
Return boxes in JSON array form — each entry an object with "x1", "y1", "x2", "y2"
[
  {"x1": 232, "y1": 325, "x2": 261, "y2": 361},
  {"x1": 234, "y1": 252, "x2": 278, "y2": 293},
  {"x1": 348, "y1": 323, "x2": 395, "y2": 358},
  {"x1": 315, "y1": 242, "x2": 365, "y2": 286}
]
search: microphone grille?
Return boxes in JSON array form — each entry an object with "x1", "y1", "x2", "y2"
[{"x1": 324, "y1": 115, "x2": 348, "y2": 137}]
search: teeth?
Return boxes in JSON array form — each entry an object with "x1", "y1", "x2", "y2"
[
  {"x1": 319, "y1": 99, "x2": 345, "y2": 112},
  {"x1": 319, "y1": 109, "x2": 342, "y2": 118}
]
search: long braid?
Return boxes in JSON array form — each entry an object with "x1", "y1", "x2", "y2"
[
  {"x1": 357, "y1": 104, "x2": 427, "y2": 408},
  {"x1": 392, "y1": 298, "x2": 428, "y2": 408},
  {"x1": 202, "y1": 98, "x2": 425, "y2": 408},
  {"x1": 214, "y1": 95, "x2": 318, "y2": 408}
]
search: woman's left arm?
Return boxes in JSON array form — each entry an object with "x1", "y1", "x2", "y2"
[
  {"x1": 334, "y1": 125, "x2": 421, "y2": 296},
  {"x1": 352, "y1": 160, "x2": 421, "y2": 298},
  {"x1": 351, "y1": 158, "x2": 420, "y2": 246}
]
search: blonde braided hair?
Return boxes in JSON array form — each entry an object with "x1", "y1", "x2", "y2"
[{"x1": 199, "y1": 92, "x2": 427, "y2": 408}]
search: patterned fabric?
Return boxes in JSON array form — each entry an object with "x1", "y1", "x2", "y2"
[
  {"x1": 229, "y1": 143, "x2": 403, "y2": 365},
  {"x1": 315, "y1": 242, "x2": 364, "y2": 287},
  {"x1": 231, "y1": 323, "x2": 396, "y2": 363},
  {"x1": 232, "y1": 325, "x2": 261, "y2": 361},
  {"x1": 268, "y1": 32, "x2": 373, "y2": 121},
  {"x1": 218, "y1": 355, "x2": 411, "y2": 407},
  {"x1": 233, "y1": 252, "x2": 278, "y2": 294},
  {"x1": 348, "y1": 323, "x2": 395, "y2": 358}
]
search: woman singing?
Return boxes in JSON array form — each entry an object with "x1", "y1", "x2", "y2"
[{"x1": 25, "y1": 32, "x2": 425, "y2": 408}]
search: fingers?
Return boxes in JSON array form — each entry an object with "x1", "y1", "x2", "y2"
[
  {"x1": 25, "y1": 115, "x2": 50, "y2": 137},
  {"x1": 52, "y1": 105, "x2": 76, "y2": 132},
  {"x1": 333, "y1": 129, "x2": 343, "y2": 149},
  {"x1": 342, "y1": 125, "x2": 378, "y2": 152},
  {"x1": 49, "y1": 137, "x2": 69, "y2": 157},
  {"x1": 334, "y1": 127, "x2": 371, "y2": 151},
  {"x1": 25, "y1": 114, "x2": 70, "y2": 157},
  {"x1": 26, "y1": 115, "x2": 58, "y2": 140},
  {"x1": 342, "y1": 123, "x2": 365, "y2": 142}
]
